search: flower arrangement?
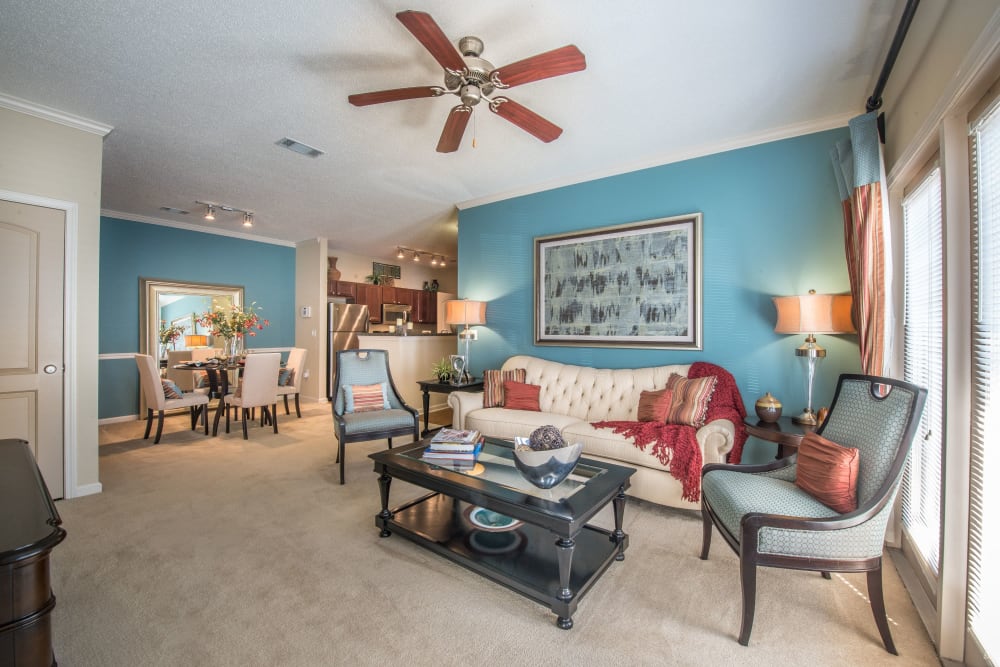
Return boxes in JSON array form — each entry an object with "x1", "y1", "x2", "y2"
[
  {"x1": 158, "y1": 320, "x2": 186, "y2": 347},
  {"x1": 197, "y1": 302, "x2": 270, "y2": 340}
]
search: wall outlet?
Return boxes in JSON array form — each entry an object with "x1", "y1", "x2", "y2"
[{"x1": 303, "y1": 369, "x2": 310, "y2": 379}]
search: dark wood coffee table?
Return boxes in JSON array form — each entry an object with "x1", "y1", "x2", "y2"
[{"x1": 369, "y1": 437, "x2": 635, "y2": 629}]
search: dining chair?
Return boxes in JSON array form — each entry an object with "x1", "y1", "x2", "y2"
[
  {"x1": 213, "y1": 352, "x2": 281, "y2": 439},
  {"x1": 277, "y1": 348, "x2": 308, "y2": 417},
  {"x1": 699, "y1": 374, "x2": 926, "y2": 653},
  {"x1": 331, "y1": 349, "x2": 419, "y2": 484},
  {"x1": 166, "y1": 350, "x2": 195, "y2": 391},
  {"x1": 135, "y1": 354, "x2": 210, "y2": 444}
]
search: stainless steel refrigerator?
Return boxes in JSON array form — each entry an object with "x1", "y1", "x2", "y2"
[{"x1": 327, "y1": 301, "x2": 369, "y2": 398}]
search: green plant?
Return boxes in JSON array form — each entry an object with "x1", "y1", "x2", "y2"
[
  {"x1": 364, "y1": 273, "x2": 381, "y2": 285},
  {"x1": 431, "y1": 358, "x2": 452, "y2": 382}
]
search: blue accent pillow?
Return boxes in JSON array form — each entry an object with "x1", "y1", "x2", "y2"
[
  {"x1": 161, "y1": 379, "x2": 184, "y2": 399},
  {"x1": 278, "y1": 368, "x2": 292, "y2": 386}
]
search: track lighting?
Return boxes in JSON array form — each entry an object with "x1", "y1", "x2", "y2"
[
  {"x1": 195, "y1": 201, "x2": 256, "y2": 228},
  {"x1": 243, "y1": 212, "x2": 253, "y2": 228},
  {"x1": 430, "y1": 256, "x2": 438, "y2": 266},
  {"x1": 397, "y1": 247, "x2": 405, "y2": 259},
  {"x1": 394, "y1": 246, "x2": 453, "y2": 267},
  {"x1": 413, "y1": 251, "x2": 420, "y2": 262},
  {"x1": 204, "y1": 204, "x2": 215, "y2": 221}
]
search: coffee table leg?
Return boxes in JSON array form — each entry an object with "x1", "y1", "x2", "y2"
[
  {"x1": 377, "y1": 469, "x2": 393, "y2": 538},
  {"x1": 555, "y1": 536, "x2": 575, "y2": 629},
  {"x1": 612, "y1": 486, "x2": 627, "y2": 561}
]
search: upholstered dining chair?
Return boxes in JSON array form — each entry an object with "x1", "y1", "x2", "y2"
[
  {"x1": 135, "y1": 354, "x2": 210, "y2": 444},
  {"x1": 212, "y1": 352, "x2": 281, "y2": 440},
  {"x1": 331, "y1": 349, "x2": 419, "y2": 484},
  {"x1": 699, "y1": 374, "x2": 926, "y2": 654},
  {"x1": 277, "y1": 347, "x2": 308, "y2": 417}
]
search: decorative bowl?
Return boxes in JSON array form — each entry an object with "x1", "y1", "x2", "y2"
[{"x1": 512, "y1": 442, "x2": 584, "y2": 489}]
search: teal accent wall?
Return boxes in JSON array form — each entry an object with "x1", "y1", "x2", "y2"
[
  {"x1": 458, "y1": 129, "x2": 862, "y2": 462},
  {"x1": 98, "y1": 216, "x2": 296, "y2": 418}
]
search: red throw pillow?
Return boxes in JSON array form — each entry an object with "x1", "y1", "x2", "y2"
[
  {"x1": 664, "y1": 374, "x2": 717, "y2": 427},
  {"x1": 503, "y1": 381, "x2": 541, "y2": 411},
  {"x1": 636, "y1": 388, "x2": 673, "y2": 422},
  {"x1": 795, "y1": 432, "x2": 860, "y2": 513},
  {"x1": 482, "y1": 368, "x2": 527, "y2": 407}
]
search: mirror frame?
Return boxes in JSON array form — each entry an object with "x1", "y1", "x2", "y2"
[{"x1": 139, "y1": 278, "x2": 245, "y2": 359}]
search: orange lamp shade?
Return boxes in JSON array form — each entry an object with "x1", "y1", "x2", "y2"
[
  {"x1": 445, "y1": 300, "x2": 487, "y2": 326},
  {"x1": 772, "y1": 293, "x2": 855, "y2": 334},
  {"x1": 185, "y1": 334, "x2": 209, "y2": 348}
]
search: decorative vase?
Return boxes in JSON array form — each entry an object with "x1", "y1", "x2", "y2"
[
  {"x1": 327, "y1": 256, "x2": 341, "y2": 281},
  {"x1": 224, "y1": 337, "x2": 243, "y2": 363},
  {"x1": 755, "y1": 392, "x2": 782, "y2": 423}
]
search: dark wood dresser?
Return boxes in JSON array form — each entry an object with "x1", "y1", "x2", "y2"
[{"x1": 0, "y1": 439, "x2": 66, "y2": 667}]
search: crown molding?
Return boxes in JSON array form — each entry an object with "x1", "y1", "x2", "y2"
[
  {"x1": 101, "y1": 209, "x2": 297, "y2": 247},
  {"x1": 456, "y1": 111, "x2": 855, "y2": 210},
  {"x1": 0, "y1": 92, "x2": 113, "y2": 136}
]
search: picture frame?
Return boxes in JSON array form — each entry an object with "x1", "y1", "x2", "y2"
[
  {"x1": 534, "y1": 213, "x2": 703, "y2": 349},
  {"x1": 372, "y1": 262, "x2": 401, "y2": 280}
]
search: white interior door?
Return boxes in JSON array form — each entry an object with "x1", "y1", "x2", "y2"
[{"x1": 0, "y1": 199, "x2": 65, "y2": 497}]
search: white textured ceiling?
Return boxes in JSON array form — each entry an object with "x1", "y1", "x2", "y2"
[{"x1": 0, "y1": 1, "x2": 896, "y2": 258}]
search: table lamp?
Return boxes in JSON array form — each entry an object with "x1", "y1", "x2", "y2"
[
  {"x1": 772, "y1": 290, "x2": 855, "y2": 425},
  {"x1": 185, "y1": 334, "x2": 208, "y2": 348},
  {"x1": 445, "y1": 299, "x2": 487, "y2": 382}
]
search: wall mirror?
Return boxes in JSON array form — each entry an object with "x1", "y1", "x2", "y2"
[{"x1": 139, "y1": 278, "x2": 244, "y2": 360}]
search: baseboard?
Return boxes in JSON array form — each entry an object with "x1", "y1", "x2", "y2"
[
  {"x1": 99, "y1": 414, "x2": 139, "y2": 425},
  {"x1": 72, "y1": 482, "x2": 103, "y2": 498}
]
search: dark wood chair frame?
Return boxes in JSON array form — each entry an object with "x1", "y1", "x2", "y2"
[
  {"x1": 144, "y1": 404, "x2": 208, "y2": 444},
  {"x1": 699, "y1": 374, "x2": 926, "y2": 654},
  {"x1": 330, "y1": 349, "x2": 420, "y2": 485}
]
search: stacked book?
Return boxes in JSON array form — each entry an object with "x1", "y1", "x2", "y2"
[{"x1": 422, "y1": 429, "x2": 484, "y2": 470}]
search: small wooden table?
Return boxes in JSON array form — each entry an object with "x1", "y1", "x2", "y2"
[
  {"x1": 744, "y1": 416, "x2": 816, "y2": 459},
  {"x1": 415, "y1": 378, "x2": 484, "y2": 436}
]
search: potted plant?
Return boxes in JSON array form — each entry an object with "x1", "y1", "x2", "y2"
[{"x1": 431, "y1": 358, "x2": 453, "y2": 383}]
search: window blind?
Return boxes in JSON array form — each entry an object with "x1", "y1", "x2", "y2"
[
  {"x1": 967, "y1": 96, "x2": 1000, "y2": 664},
  {"x1": 900, "y1": 166, "x2": 944, "y2": 577}
]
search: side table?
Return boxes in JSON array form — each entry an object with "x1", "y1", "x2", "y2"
[
  {"x1": 416, "y1": 378, "x2": 484, "y2": 436},
  {"x1": 743, "y1": 416, "x2": 816, "y2": 459}
]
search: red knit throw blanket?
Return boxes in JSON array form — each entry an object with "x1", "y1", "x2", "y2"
[{"x1": 592, "y1": 362, "x2": 748, "y2": 502}]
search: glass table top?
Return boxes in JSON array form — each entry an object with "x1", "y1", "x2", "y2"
[{"x1": 397, "y1": 438, "x2": 606, "y2": 502}]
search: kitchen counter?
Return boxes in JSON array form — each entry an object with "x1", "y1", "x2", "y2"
[{"x1": 356, "y1": 334, "x2": 459, "y2": 417}]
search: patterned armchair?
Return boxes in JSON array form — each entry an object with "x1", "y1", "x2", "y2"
[
  {"x1": 699, "y1": 374, "x2": 926, "y2": 653},
  {"x1": 331, "y1": 350, "x2": 419, "y2": 484}
]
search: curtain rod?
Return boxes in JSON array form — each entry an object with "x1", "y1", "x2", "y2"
[{"x1": 866, "y1": 0, "x2": 921, "y2": 112}]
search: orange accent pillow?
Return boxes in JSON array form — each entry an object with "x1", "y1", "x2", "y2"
[
  {"x1": 665, "y1": 374, "x2": 717, "y2": 426},
  {"x1": 503, "y1": 381, "x2": 541, "y2": 411},
  {"x1": 636, "y1": 388, "x2": 673, "y2": 422},
  {"x1": 483, "y1": 368, "x2": 527, "y2": 407},
  {"x1": 795, "y1": 432, "x2": 860, "y2": 513}
]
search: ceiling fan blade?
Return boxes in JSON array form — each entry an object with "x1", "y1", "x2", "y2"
[
  {"x1": 489, "y1": 97, "x2": 563, "y2": 143},
  {"x1": 490, "y1": 45, "x2": 586, "y2": 89},
  {"x1": 437, "y1": 105, "x2": 472, "y2": 153},
  {"x1": 396, "y1": 10, "x2": 466, "y2": 73},
  {"x1": 348, "y1": 86, "x2": 444, "y2": 106}
]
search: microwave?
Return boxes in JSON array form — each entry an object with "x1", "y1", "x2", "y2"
[{"x1": 382, "y1": 303, "x2": 412, "y2": 323}]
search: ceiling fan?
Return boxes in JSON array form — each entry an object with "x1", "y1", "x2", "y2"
[{"x1": 348, "y1": 10, "x2": 586, "y2": 153}]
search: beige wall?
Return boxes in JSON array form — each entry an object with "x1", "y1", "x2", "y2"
[
  {"x1": 329, "y1": 247, "x2": 457, "y2": 293},
  {"x1": 0, "y1": 106, "x2": 105, "y2": 496},
  {"x1": 295, "y1": 238, "x2": 327, "y2": 402}
]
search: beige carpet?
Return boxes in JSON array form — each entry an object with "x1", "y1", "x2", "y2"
[{"x1": 51, "y1": 404, "x2": 939, "y2": 666}]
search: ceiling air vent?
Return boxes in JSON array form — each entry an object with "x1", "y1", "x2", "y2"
[{"x1": 276, "y1": 137, "x2": 325, "y2": 158}]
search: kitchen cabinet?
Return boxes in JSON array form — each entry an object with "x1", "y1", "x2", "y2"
[
  {"x1": 415, "y1": 290, "x2": 437, "y2": 324},
  {"x1": 380, "y1": 286, "x2": 397, "y2": 305},
  {"x1": 356, "y1": 284, "x2": 383, "y2": 322},
  {"x1": 332, "y1": 281, "x2": 357, "y2": 300},
  {"x1": 394, "y1": 287, "x2": 417, "y2": 308}
]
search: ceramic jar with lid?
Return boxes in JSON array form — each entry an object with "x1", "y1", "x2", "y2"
[{"x1": 755, "y1": 392, "x2": 782, "y2": 423}]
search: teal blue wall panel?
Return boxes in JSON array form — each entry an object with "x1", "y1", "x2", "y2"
[
  {"x1": 98, "y1": 217, "x2": 295, "y2": 418},
  {"x1": 458, "y1": 129, "x2": 862, "y2": 462}
]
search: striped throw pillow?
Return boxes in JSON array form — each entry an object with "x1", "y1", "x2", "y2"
[
  {"x1": 482, "y1": 368, "x2": 526, "y2": 408},
  {"x1": 345, "y1": 383, "x2": 389, "y2": 413},
  {"x1": 664, "y1": 373, "x2": 717, "y2": 427},
  {"x1": 161, "y1": 379, "x2": 184, "y2": 399}
]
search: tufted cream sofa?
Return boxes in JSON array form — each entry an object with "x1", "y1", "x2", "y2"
[{"x1": 448, "y1": 355, "x2": 735, "y2": 510}]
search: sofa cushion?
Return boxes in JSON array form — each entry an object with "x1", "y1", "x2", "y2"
[
  {"x1": 504, "y1": 381, "x2": 541, "y2": 411},
  {"x1": 482, "y1": 368, "x2": 526, "y2": 407},
  {"x1": 465, "y1": 408, "x2": 579, "y2": 441},
  {"x1": 665, "y1": 374, "x2": 717, "y2": 426},
  {"x1": 562, "y1": 421, "x2": 673, "y2": 473},
  {"x1": 637, "y1": 388, "x2": 673, "y2": 422}
]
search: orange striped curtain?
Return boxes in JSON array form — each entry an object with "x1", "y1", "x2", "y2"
[{"x1": 830, "y1": 112, "x2": 892, "y2": 375}]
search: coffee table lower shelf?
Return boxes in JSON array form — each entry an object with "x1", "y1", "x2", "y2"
[{"x1": 378, "y1": 492, "x2": 628, "y2": 628}]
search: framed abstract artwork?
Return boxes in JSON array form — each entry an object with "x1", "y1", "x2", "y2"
[{"x1": 534, "y1": 213, "x2": 703, "y2": 349}]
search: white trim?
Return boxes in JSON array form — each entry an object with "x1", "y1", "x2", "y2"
[
  {"x1": 73, "y1": 482, "x2": 103, "y2": 497},
  {"x1": 101, "y1": 209, "x2": 296, "y2": 247},
  {"x1": 0, "y1": 188, "x2": 81, "y2": 500},
  {"x1": 456, "y1": 111, "x2": 855, "y2": 210},
  {"x1": 887, "y1": 8, "x2": 1000, "y2": 188},
  {"x1": 0, "y1": 92, "x2": 112, "y2": 136},
  {"x1": 98, "y1": 352, "x2": 138, "y2": 360},
  {"x1": 99, "y1": 414, "x2": 140, "y2": 425},
  {"x1": 245, "y1": 347, "x2": 291, "y2": 354}
]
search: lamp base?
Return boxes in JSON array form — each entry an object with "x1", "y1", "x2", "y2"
[{"x1": 792, "y1": 408, "x2": 818, "y2": 426}]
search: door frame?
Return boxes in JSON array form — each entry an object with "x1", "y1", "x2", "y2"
[{"x1": 0, "y1": 188, "x2": 79, "y2": 499}]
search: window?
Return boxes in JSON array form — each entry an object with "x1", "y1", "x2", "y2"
[
  {"x1": 968, "y1": 96, "x2": 1000, "y2": 664},
  {"x1": 900, "y1": 165, "x2": 944, "y2": 581}
]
